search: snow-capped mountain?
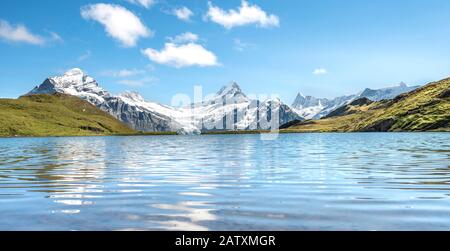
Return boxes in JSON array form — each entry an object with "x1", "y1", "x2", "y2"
[
  {"x1": 292, "y1": 82, "x2": 420, "y2": 119},
  {"x1": 28, "y1": 68, "x2": 110, "y2": 106},
  {"x1": 27, "y1": 69, "x2": 302, "y2": 133},
  {"x1": 180, "y1": 82, "x2": 301, "y2": 131},
  {"x1": 292, "y1": 93, "x2": 356, "y2": 120},
  {"x1": 357, "y1": 82, "x2": 419, "y2": 102},
  {"x1": 292, "y1": 94, "x2": 330, "y2": 119},
  {"x1": 28, "y1": 68, "x2": 199, "y2": 134}
]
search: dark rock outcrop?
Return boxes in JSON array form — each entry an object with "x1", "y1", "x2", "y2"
[
  {"x1": 438, "y1": 88, "x2": 450, "y2": 99},
  {"x1": 362, "y1": 118, "x2": 396, "y2": 132}
]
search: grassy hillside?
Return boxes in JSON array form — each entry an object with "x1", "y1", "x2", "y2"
[
  {"x1": 0, "y1": 94, "x2": 135, "y2": 137},
  {"x1": 284, "y1": 77, "x2": 450, "y2": 132}
]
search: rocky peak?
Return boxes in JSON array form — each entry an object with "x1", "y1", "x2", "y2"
[
  {"x1": 27, "y1": 68, "x2": 110, "y2": 105},
  {"x1": 217, "y1": 82, "x2": 244, "y2": 97},
  {"x1": 292, "y1": 93, "x2": 306, "y2": 105},
  {"x1": 359, "y1": 88, "x2": 376, "y2": 97},
  {"x1": 50, "y1": 68, "x2": 98, "y2": 88},
  {"x1": 119, "y1": 91, "x2": 145, "y2": 103},
  {"x1": 292, "y1": 93, "x2": 328, "y2": 109},
  {"x1": 208, "y1": 81, "x2": 249, "y2": 105}
]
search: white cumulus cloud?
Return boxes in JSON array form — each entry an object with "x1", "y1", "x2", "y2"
[
  {"x1": 313, "y1": 68, "x2": 327, "y2": 75},
  {"x1": 142, "y1": 33, "x2": 219, "y2": 68},
  {"x1": 169, "y1": 32, "x2": 199, "y2": 44},
  {"x1": 126, "y1": 0, "x2": 156, "y2": 9},
  {"x1": 172, "y1": 6, "x2": 194, "y2": 22},
  {"x1": 118, "y1": 77, "x2": 157, "y2": 87},
  {"x1": 0, "y1": 19, "x2": 62, "y2": 45},
  {"x1": 205, "y1": 1, "x2": 279, "y2": 29},
  {"x1": 81, "y1": 3, "x2": 152, "y2": 47},
  {"x1": 101, "y1": 67, "x2": 156, "y2": 87}
]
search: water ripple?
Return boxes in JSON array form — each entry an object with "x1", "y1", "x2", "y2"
[{"x1": 0, "y1": 133, "x2": 449, "y2": 230}]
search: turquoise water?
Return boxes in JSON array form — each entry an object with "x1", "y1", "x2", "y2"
[{"x1": 0, "y1": 133, "x2": 449, "y2": 231}]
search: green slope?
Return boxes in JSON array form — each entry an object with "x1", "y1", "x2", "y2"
[
  {"x1": 0, "y1": 93, "x2": 136, "y2": 137},
  {"x1": 284, "y1": 77, "x2": 450, "y2": 132}
]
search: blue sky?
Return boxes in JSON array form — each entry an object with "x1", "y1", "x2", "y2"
[{"x1": 1, "y1": 0, "x2": 450, "y2": 105}]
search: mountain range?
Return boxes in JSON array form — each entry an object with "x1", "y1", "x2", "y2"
[
  {"x1": 284, "y1": 78, "x2": 450, "y2": 132},
  {"x1": 292, "y1": 82, "x2": 420, "y2": 119},
  {"x1": 0, "y1": 67, "x2": 443, "y2": 136},
  {"x1": 26, "y1": 68, "x2": 423, "y2": 134},
  {"x1": 28, "y1": 68, "x2": 301, "y2": 134}
]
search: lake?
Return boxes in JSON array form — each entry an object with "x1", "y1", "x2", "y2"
[{"x1": 0, "y1": 133, "x2": 449, "y2": 231}]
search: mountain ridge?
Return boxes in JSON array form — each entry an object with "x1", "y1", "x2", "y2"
[
  {"x1": 292, "y1": 82, "x2": 421, "y2": 119},
  {"x1": 284, "y1": 78, "x2": 450, "y2": 132},
  {"x1": 28, "y1": 69, "x2": 303, "y2": 134}
]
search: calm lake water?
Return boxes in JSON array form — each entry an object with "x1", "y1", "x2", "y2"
[{"x1": 0, "y1": 133, "x2": 449, "y2": 231}]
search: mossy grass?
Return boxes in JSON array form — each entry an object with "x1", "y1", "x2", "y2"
[{"x1": 0, "y1": 93, "x2": 135, "y2": 137}]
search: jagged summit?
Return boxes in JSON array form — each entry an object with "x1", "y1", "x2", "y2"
[
  {"x1": 295, "y1": 92, "x2": 306, "y2": 99},
  {"x1": 204, "y1": 81, "x2": 249, "y2": 106},
  {"x1": 50, "y1": 68, "x2": 97, "y2": 88},
  {"x1": 399, "y1": 82, "x2": 407, "y2": 87},
  {"x1": 119, "y1": 91, "x2": 145, "y2": 103},
  {"x1": 217, "y1": 82, "x2": 245, "y2": 97},
  {"x1": 27, "y1": 68, "x2": 109, "y2": 106},
  {"x1": 292, "y1": 92, "x2": 308, "y2": 107},
  {"x1": 293, "y1": 93, "x2": 327, "y2": 108}
]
